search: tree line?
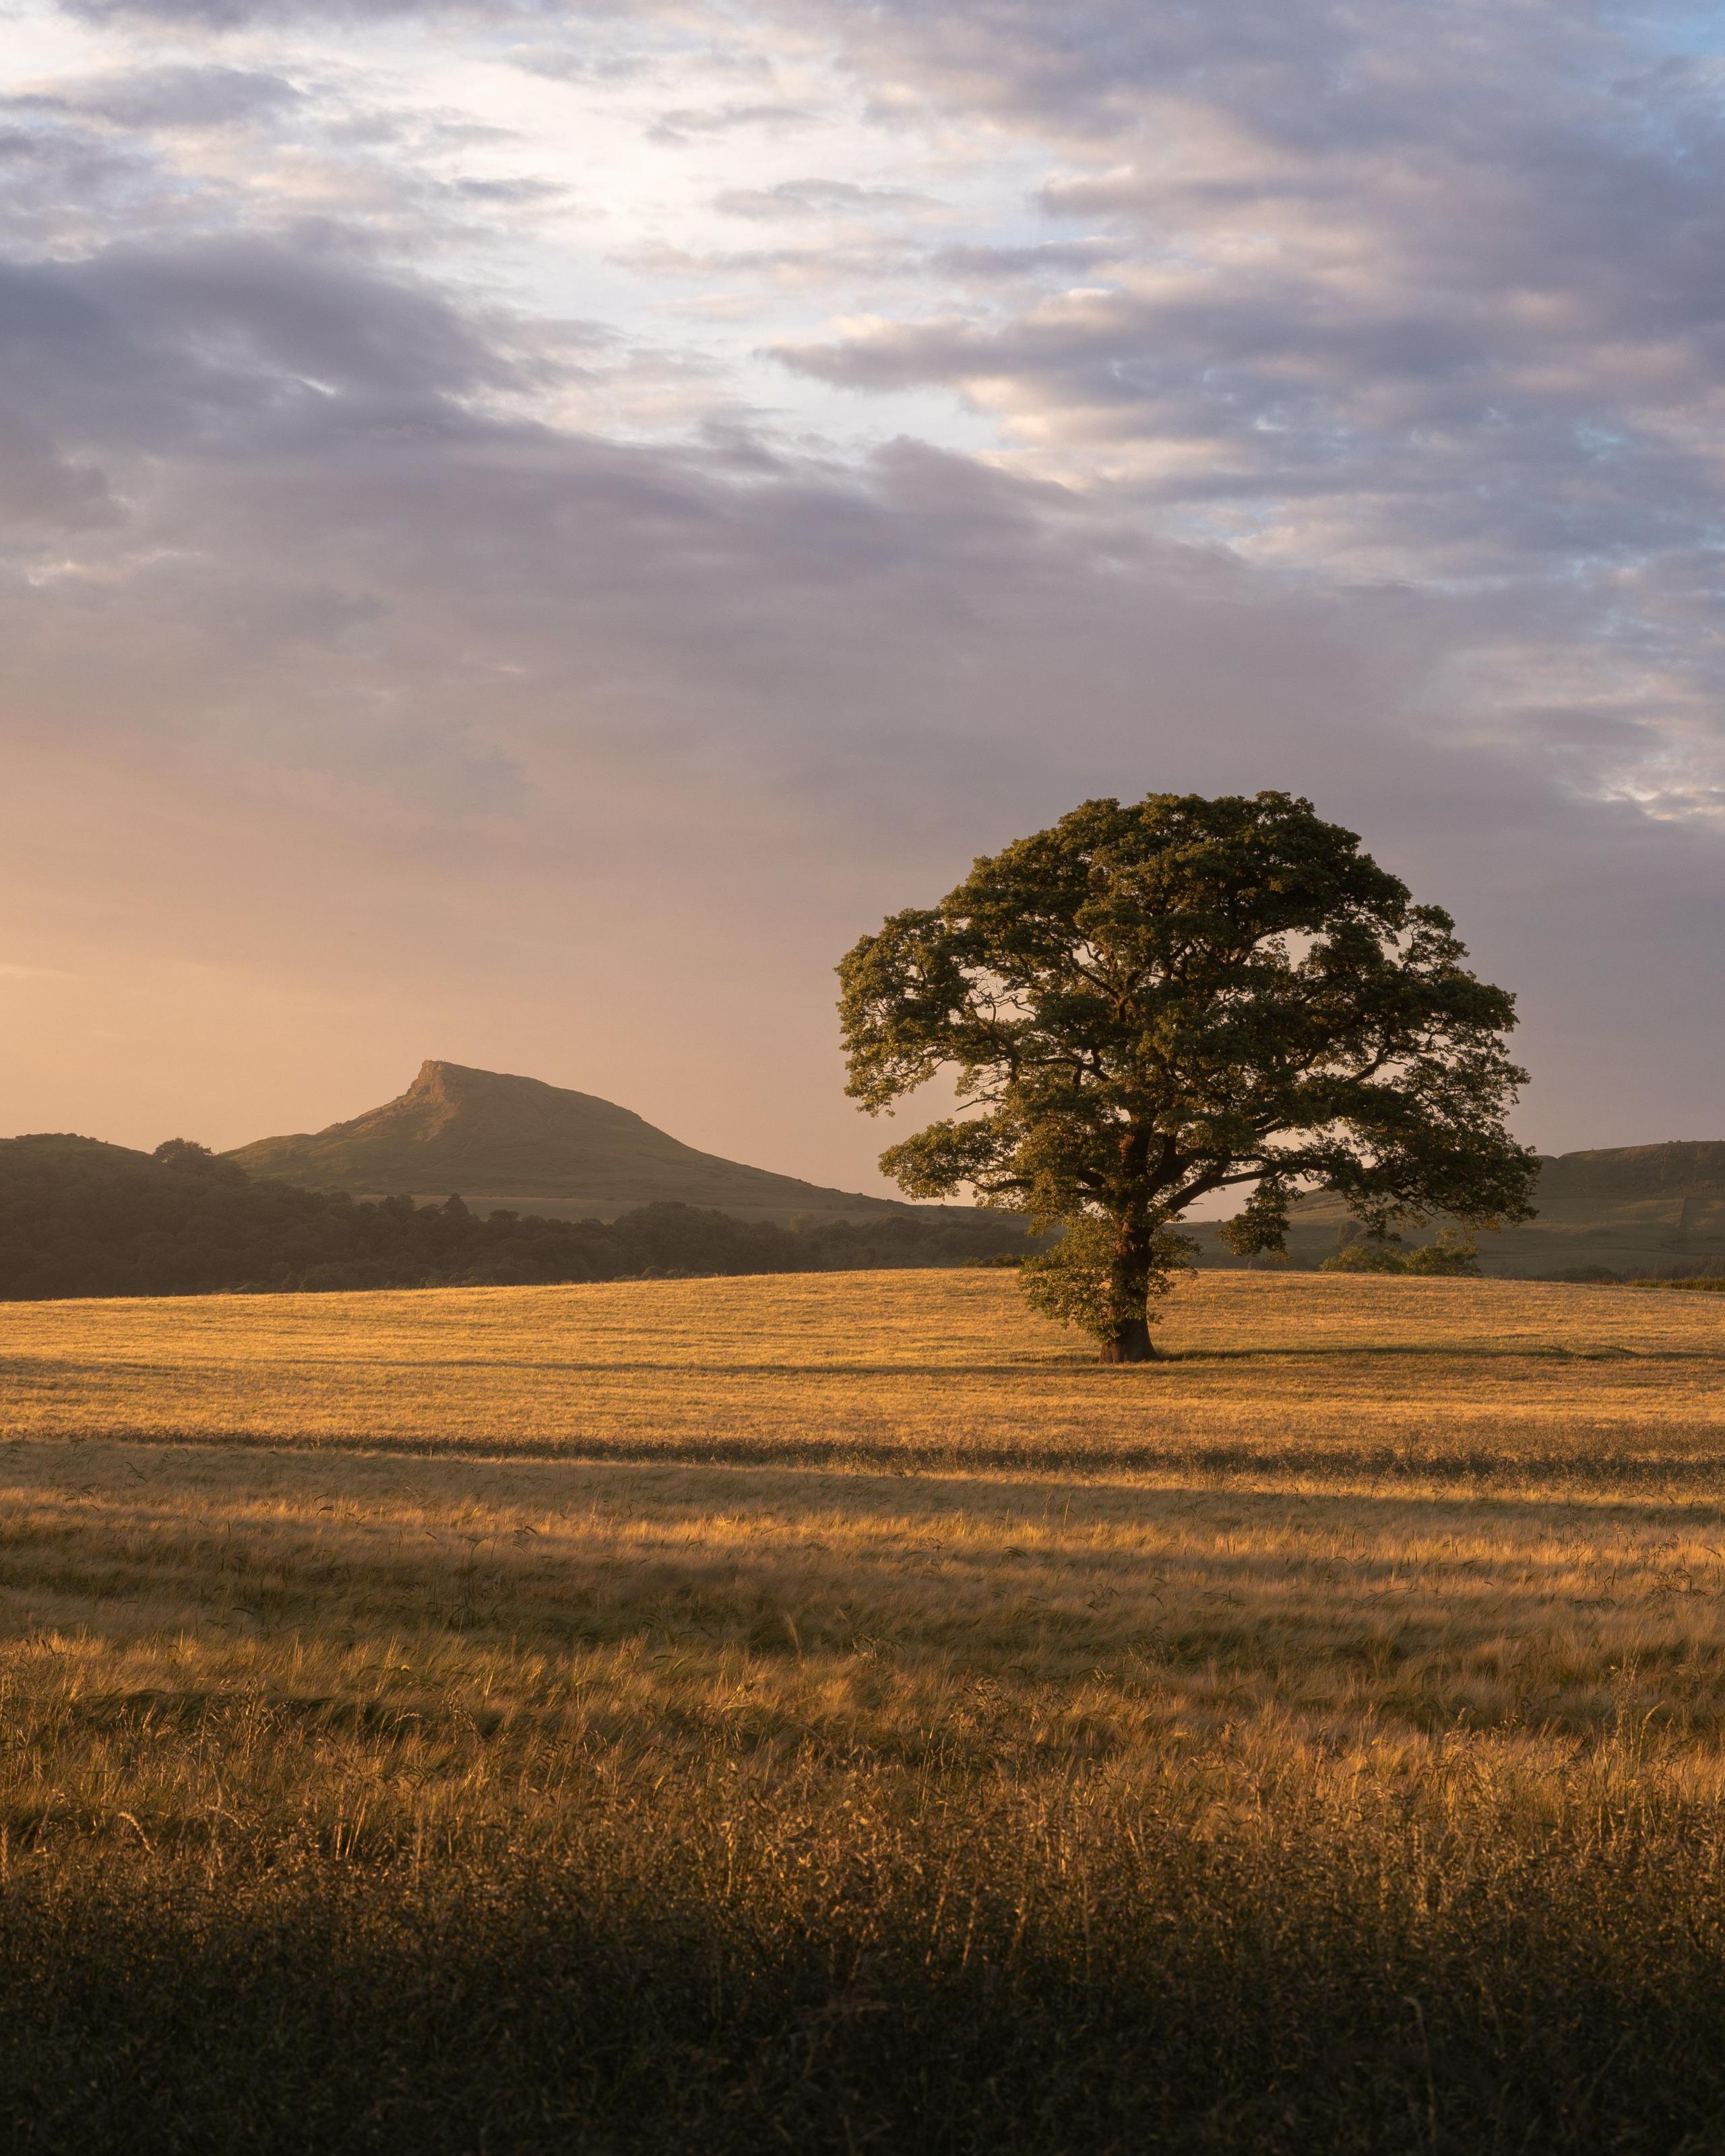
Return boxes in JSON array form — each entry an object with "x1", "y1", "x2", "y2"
[{"x1": 0, "y1": 1135, "x2": 1029, "y2": 1301}]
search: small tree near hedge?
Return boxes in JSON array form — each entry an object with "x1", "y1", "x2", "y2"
[{"x1": 838, "y1": 790, "x2": 1536, "y2": 1362}]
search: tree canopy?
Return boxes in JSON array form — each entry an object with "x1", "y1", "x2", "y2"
[{"x1": 839, "y1": 790, "x2": 1538, "y2": 1360}]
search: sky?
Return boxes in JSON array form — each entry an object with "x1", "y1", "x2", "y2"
[{"x1": 2, "y1": 0, "x2": 1723, "y2": 1193}]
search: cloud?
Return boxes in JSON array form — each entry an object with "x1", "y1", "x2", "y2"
[
  {"x1": 759, "y1": 2, "x2": 1725, "y2": 838},
  {"x1": 1, "y1": 234, "x2": 524, "y2": 434},
  {"x1": 714, "y1": 177, "x2": 935, "y2": 219},
  {"x1": 503, "y1": 46, "x2": 651, "y2": 86},
  {"x1": 4, "y1": 0, "x2": 1722, "y2": 1170},
  {"x1": 788, "y1": 0, "x2": 1582, "y2": 141},
  {"x1": 59, "y1": 0, "x2": 538, "y2": 22},
  {"x1": 648, "y1": 102, "x2": 816, "y2": 143},
  {"x1": 9, "y1": 65, "x2": 304, "y2": 131},
  {"x1": 927, "y1": 238, "x2": 1117, "y2": 280},
  {"x1": 3, "y1": 220, "x2": 1710, "y2": 901},
  {"x1": 0, "y1": 218, "x2": 1459, "y2": 873}
]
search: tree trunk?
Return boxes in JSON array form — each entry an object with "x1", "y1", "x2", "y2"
[
  {"x1": 1099, "y1": 1316, "x2": 1157, "y2": 1364},
  {"x1": 1100, "y1": 1203, "x2": 1159, "y2": 1363}
]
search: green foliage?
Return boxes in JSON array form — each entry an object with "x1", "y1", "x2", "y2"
[
  {"x1": 1404, "y1": 1227, "x2": 1484, "y2": 1275},
  {"x1": 1216, "y1": 1181, "x2": 1292, "y2": 1258},
  {"x1": 1020, "y1": 1217, "x2": 1195, "y2": 1333},
  {"x1": 0, "y1": 1137, "x2": 1029, "y2": 1300},
  {"x1": 1321, "y1": 1227, "x2": 1481, "y2": 1276},
  {"x1": 1321, "y1": 1236, "x2": 1406, "y2": 1275},
  {"x1": 840, "y1": 790, "x2": 1535, "y2": 1356}
]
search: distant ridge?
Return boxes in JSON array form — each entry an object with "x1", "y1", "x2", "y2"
[
  {"x1": 216, "y1": 1073, "x2": 1725, "y2": 1272},
  {"x1": 223, "y1": 1060, "x2": 911, "y2": 1225},
  {"x1": 1197, "y1": 1139, "x2": 1725, "y2": 1277},
  {"x1": 1535, "y1": 1141, "x2": 1725, "y2": 1200}
]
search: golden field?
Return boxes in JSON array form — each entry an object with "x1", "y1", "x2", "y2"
[
  {"x1": 2, "y1": 1269, "x2": 1724, "y2": 2154},
  {"x1": 8, "y1": 1264, "x2": 1724, "y2": 1484}
]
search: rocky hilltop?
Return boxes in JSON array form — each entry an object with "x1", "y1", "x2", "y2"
[{"x1": 224, "y1": 1060, "x2": 910, "y2": 1226}]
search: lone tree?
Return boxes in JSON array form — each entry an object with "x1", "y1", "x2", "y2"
[{"x1": 838, "y1": 791, "x2": 1538, "y2": 1362}]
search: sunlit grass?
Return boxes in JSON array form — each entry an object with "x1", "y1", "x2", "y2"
[
  {"x1": 6, "y1": 1267, "x2": 1723, "y2": 1490},
  {"x1": 1, "y1": 1269, "x2": 1723, "y2": 2151}
]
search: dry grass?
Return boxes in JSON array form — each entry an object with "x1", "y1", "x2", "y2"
[
  {"x1": 1, "y1": 1269, "x2": 1724, "y2": 2153},
  {"x1": 7, "y1": 1266, "x2": 1724, "y2": 1489}
]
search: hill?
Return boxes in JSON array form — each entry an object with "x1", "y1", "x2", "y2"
[
  {"x1": 225, "y1": 1060, "x2": 913, "y2": 1224},
  {"x1": 0, "y1": 1134, "x2": 1026, "y2": 1300},
  {"x1": 1194, "y1": 1140, "x2": 1725, "y2": 1278}
]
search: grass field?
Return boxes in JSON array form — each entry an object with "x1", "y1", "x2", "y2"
[{"x1": 3, "y1": 1269, "x2": 1724, "y2": 2153}]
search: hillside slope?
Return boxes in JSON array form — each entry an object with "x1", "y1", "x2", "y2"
[
  {"x1": 0, "y1": 1133, "x2": 1025, "y2": 1298},
  {"x1": 224, "y1": 1060, "x2": 909, "y2": 1224},
  {"x1": 1194, "y1": 1141, "x2": 1725, "y2": 1278}
]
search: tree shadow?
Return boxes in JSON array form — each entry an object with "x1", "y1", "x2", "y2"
[{"x1": 31, "y1": 1424, "x2": 1725, "y2": 1498}]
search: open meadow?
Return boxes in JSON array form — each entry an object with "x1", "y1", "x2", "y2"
[{"x1": 3, "y1": 1269, "x2": 1725, "y2": 2153}]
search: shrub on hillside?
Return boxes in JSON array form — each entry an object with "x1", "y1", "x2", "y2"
[{"x1": 1322, "y1": 1227, "x2": 1480, "y2": 1276}]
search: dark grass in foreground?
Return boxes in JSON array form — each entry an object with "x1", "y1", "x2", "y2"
[{"x1": 5, "y1": 1748, "x2": 1725, "y2": 2155}]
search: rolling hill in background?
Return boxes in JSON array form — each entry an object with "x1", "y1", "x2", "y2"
[
  {"x1": 224, "y1": 1060, "x2": 915, "y2": 1226},
  {"x1": 223, "y1": 1060, "x2": 1725, "y2": 1279},
  {"x1": 0, "y1": 1131, "x2": 1025, "y2": 1299},
  {"x1": 1192, "y1": 1141, "x2": 1725, "y2": 1279}
]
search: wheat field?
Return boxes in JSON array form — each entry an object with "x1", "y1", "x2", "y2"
[{"x1": 2, "y1": 1269, "x2": 1724, "y2": 2153}]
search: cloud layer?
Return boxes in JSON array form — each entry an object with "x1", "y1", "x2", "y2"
[{"x1": 1, "y1": 0, "x2": 1721, "y2": 1172}]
